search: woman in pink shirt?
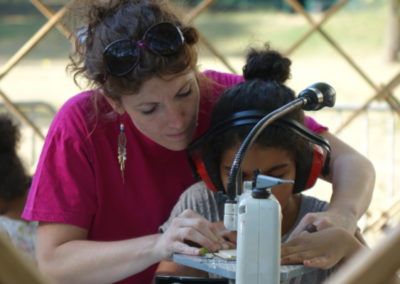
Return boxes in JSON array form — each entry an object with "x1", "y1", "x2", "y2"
[{"x1": 22, "y1": 1, "x2": 374, "y2": 283}]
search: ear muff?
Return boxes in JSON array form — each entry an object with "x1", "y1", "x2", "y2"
[
  {"x1": 188, "y1": 153, "x2": 218, "y2": 192},
  {"x1": 293, "y1": 143, "x2": 326, "y2": 194},
  {"x1": 187, "y1": 110, "x2": 331, "y2": 194},
  {"x1": 274, "y1": 118, "x2": 331, "y2": 194}
]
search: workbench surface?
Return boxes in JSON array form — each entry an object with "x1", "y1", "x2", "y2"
[{"x1": 173, "y1": 253, "x2": 315, "y2": 281}]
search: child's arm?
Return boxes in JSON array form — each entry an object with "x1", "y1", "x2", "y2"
[{"x1": 281, "y1": 227, "x2": 364, "y2": 269}]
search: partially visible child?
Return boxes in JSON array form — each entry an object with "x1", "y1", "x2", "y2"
[
  {"x1": 0, "y1": 114, "x2": 37, "y2": 261},
  {"x1": 159, "y1": 47, "x2": 365, "y2": 282}
]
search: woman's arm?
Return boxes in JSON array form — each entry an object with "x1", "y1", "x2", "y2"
[
  {"x1": 37, "y1": 223, "x2": 163, "y2": 284},
  {"x1": 321, "y1": 131, "x2": 375, "y2": 230},
  {"x1": 37, "y1": 210, "x2": 225, "y2": 284},
  {"x1": 289, "y1": 131, "x2": 375, "y2": 239}
]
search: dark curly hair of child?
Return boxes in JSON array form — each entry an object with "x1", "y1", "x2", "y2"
[{"x1": 0, "y1": 115, "x2": 31, "y2": 213}]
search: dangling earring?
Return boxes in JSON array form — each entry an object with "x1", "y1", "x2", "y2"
[{"x1": 118, "y1": 123, "x2": 127, "y2": 183}]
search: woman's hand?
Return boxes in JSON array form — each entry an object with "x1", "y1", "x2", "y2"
[
  {"x1": 287, "y1": 210, "x2": 357, "y2": 242},
  {"x1": 154, "y1": 209, "x2": 229, "y2": 260},
  {"x1": 281, "y1": 227, "x2": 363, "y2": 269}
]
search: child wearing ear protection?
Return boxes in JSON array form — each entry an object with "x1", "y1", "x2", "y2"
[{"x1": 158, "y1": 47, "x2": 366, "y2": 283}]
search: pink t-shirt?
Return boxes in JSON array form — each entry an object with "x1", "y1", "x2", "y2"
[{"x1": 23, "y1": 70, "x2": 326, "y2": 283}]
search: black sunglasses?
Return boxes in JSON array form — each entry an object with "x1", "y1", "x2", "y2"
[{"x1": 103, "y1": 22, "x2": 185, "y2": 77}]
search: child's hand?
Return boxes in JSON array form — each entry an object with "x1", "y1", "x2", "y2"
[
  {"x1": 286, "y1": 211, "x2": 357, "y2": 242},
  {"x1": 214, "y1": 221, "x2": 236, "y2": 249},
  {"x1": 281, "y1": 227, "x2": 363, "y2": 270}
]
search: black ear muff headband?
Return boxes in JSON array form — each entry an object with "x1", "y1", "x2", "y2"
[
  {"x1": 188, "y1": 110, "x2": 266, "y2": 152},
  {"x1": 187, "y1": 110, "x2": 331, "y2": 194}
]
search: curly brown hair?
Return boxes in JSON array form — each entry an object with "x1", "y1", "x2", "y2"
[
  {"x1": 68, "y1": 0, "x2": 199, "y2": 102},
  {"x1": 0, "y1": 115, "x2": 31, "y2": 202}
]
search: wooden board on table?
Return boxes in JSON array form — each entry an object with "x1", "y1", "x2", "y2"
[{"x1": 214, "y1": 249, "x2": 236, "y2": 260}]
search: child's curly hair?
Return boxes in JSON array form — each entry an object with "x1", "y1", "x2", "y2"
[{"x1": 0, "y1": 115, "x2": 31, "y2": 201}]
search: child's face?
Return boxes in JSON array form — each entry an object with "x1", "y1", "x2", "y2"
[{"x1": 219, "y1": 144, "x2": 296, "y2": 211}]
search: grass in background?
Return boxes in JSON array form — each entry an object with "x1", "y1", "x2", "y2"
[
  {"x1": 0, "y1": 0, "x2": 387, "y2": 62},
  {"x1": 194, "y1": 0, "x2": 386, "y2": 58}
]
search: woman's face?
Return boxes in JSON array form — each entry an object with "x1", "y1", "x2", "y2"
[
  {"x1": 219, "y1": 144, "x2": 297, "y2": 211},
  {"x1": 120, "y1": 71, "x2": 200, "y2": 151}
]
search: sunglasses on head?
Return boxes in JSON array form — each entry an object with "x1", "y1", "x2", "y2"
[{"x1": 103, "y1": 22, "x2": 185, "y2": 77}]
